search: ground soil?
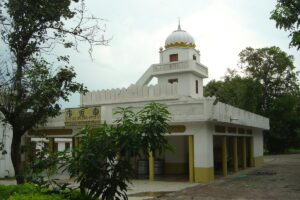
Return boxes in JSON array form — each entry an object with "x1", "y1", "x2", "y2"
[{"x1": 155, "y1": 154, "x2": 300, "y2": 200}]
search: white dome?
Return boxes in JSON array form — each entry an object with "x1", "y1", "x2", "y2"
[{"x1": 165, "y1": 25, "x2": 195, "y2": 49}]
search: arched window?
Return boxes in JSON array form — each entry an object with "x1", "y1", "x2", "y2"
[
  {"x1": 193, "y1": 54, "x2": 196, "y2": 60},
  {"x1": 195, "y1": 80, "x2": 198, "y2": 94}
]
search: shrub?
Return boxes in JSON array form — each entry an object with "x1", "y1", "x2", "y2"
[
  {"x1": 0, "y1": 184, "x2": 37, "y2": 199},
  {"x1": 67, "y1": 102, "x2": 172, "y2": 200},
  {"x1": 0, "y1": 184, "x2": 91, "y2": 200},
  {"x1": 67, "y1": 124, "x2": 135, "y2": 200}
]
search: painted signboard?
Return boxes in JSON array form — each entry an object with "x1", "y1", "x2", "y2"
[{"x1": 64, "y1": 107, "x2": 101, "y2": 126}]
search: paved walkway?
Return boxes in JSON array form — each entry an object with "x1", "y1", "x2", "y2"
[
  {"x1": 154, "y1": 154, "x2": 300, "y2": 200},
  {"x1": 128, "y1": 180, "x2": 198, "y2": 200},
  {"x1": 2, "y1": 154, "x2": 300, "y2": 200}
]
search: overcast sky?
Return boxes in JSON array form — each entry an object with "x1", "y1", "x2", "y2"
[{"x1": 61, "y1": 0, "x2": 300, "y2": 108}]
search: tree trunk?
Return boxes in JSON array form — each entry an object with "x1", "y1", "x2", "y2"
[{"x1": 11, "y1": 130, "x2": 25, "y2": 184}]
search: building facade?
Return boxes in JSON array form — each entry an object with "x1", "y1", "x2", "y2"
[{"x1": 0, "y1": 24, "x2": 269, "y2": 183}]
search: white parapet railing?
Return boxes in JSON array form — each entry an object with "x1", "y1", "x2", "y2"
[
  {"x1": 153, "y1": 61, "x2": 189, "y2": 72},
  {"x1": 81, "y1": 83, "x2": 179, "y2": 106},
  {"x1": 195, "y1": 62, "x2": 208, "y2": 76},
  {"x1": 152, "y1": 60, "x2": 208, "y2": 78}
]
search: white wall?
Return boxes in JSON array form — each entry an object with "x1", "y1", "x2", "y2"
[
  {"x1": 157, "y1": 73, "x2": 190, "y2": 96},
  {"x1": 193, "y1": 123, "x2": 214, "y2": 168},
  {"x1": 81, "y1": 97, "x2": 269, "y2": 131},
  {"x1": 160, "y1": 48, "x2": 200, "y2": 64},
  {"x1": 253, "y1": 129, "x2": 264, "y2": 157},
  {"x1": 45, "y1": 112, "x2": 65, "y2": 128},
  {"x1": 190, "y1": 74, "x2": 203, "y2": 98},
  {"x1": 55, "y1": 138, "x2": 72, "y2": 152},
  {"x1": 0, "y1": 123, "x2": 14, "y2": 178},
  {"x1": 157, "y1": 73, "x2": 203, "y2": 98}
]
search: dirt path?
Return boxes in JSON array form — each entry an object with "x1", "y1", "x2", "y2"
[{"x1": 155, "y1": 154, "x2": 300, "y2": 200}]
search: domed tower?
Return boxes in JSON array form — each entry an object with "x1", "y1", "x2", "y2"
[
  {"x1": 136, "y1": 23, "x2": 208, "y2": 98},
  {"x1": 161, "y1": 23, "x2": 198, "y2": 63}
]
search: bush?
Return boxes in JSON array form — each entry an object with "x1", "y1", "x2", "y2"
[
  {"x1": 67, "y1": 102, "x2": 172, "y2": 200},
  {"x1": 0, "y1": 184, "x2": 37, "y2": 199},
  {"x1": 67, "y1": 124, "x2": 135, "y2": 200},
  {"x1": 0, "y1": 184, "x2": 91, "y2": 200}
]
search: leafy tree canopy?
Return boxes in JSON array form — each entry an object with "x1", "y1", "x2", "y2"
[
  {"x1": 0, "y1": 0, "x2": 108, "y2": 184},
  {"x1": 205, "y1": 46, "x2": 300, "y2": 153},
  {"x1": 205, "y1": 71, "x2": 263, "y2": 114},
  {"x1": 270, "y1": 0, "x2": 300, "y2": 50},
  {"x1": 238, "y1": 46, "x2": 299, "y2": 114}
]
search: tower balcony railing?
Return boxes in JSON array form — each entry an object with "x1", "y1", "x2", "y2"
[
  {"x1": 152, "y1": 60, "x2": 208, "y2": 78},
  {"x1": 153, "y1": 61, "x2": 189, "y2": 71}
]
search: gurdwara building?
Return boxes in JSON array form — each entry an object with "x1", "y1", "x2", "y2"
[{"x1": 0, "y1": 24, "x2": 269, "y2": 183}]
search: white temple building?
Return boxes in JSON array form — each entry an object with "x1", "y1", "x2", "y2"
[{"x1": 0, "y1": 24, "x2": 269, "y2": 183}]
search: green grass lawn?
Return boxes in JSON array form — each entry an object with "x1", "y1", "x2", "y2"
[{"x1": 0, "y1": 184, "x2": 91, "y2": 200}]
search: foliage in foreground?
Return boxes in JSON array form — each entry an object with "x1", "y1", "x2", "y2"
[
  {"x1": 0, "y1": 184, "x2": 91, "y2": 200},
  {"x1": 0, "y1": 184, "x2": 36, "y2": 199},
  {"x1": 271, "y1": 0, "x2": 300, "y2": 50},
  {"x1": 67, "y1": 102, "x2": 171, "y2": 200},
  {"x1": 22, "y1": 102, "x2": 171, "y2": 200},
  {"x1": 8, "y1": 194, "x2": 64, "y2": 200}
]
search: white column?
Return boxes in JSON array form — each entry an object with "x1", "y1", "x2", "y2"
[
  {"x1": 253, "y1": 129, "x2": 264, "y2": 166},
  {"x1": 253, "y1": 129, "x2": 263, "y2": 157},
  {"x1": 193, "y1": 123, "x2": 214, "y2": 183}
]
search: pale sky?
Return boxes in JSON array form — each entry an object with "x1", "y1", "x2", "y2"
[{"x1": 60, "y1": 0, "x2": 299, "y2": 108}]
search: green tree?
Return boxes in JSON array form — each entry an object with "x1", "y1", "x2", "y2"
[
  {"x1": 239, "y1": 46, "x2": 299, "y2": 114},
  {"x1": 138, "y1": 102, "x2": 172, "y2": 157},
  {"x1": 0, "y1": 0, "x2": 108, "y2": 184},
  {"x1": 67, "y1": 124, "x2": 134, "y2": 200},
  {"x1": 266, "y1": 94, "x2": 300, "y2": 152},
  {"x1": 204, "y1": 72, "x2": 263, "y2": 113},
  {"x1": 205, "y1": 46, "x2": 300, "y2": 153},
  {"x1": 270, "y1": 0, "x2": 300, "y2": 50},
  {"x1": 68, "y1": 102, "x2": 171, "y2": 200}
]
